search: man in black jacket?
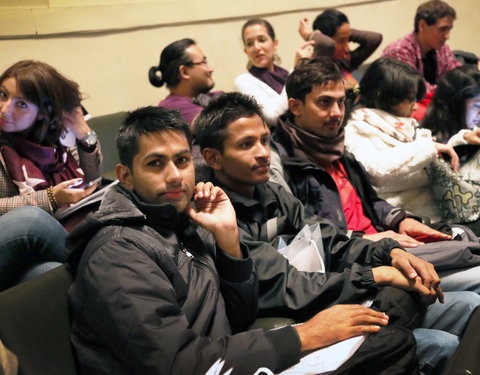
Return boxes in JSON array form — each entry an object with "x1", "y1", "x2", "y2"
[
  {"x1": 194, "y1": 92, "x2": 480, "y2": 375},
  {"x1": 68, "y1": 106, "x2": 419, "y2": 375},
  {"x1": 270, "y1": 57, "x2": 480, "y2": 291}
]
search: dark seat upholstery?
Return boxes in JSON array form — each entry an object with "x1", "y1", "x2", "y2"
[
  {"x1": 87, "y1": 111, "x2": 128, "y2": 179},
  {"x1": 444, "y1": 306, "x2": 480, "y2": 375},
  {"x1": 0, "y1": 265, "x2": 77, "y2": 375}
]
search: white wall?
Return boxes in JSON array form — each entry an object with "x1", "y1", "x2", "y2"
[{"x1": 0, "y1": 0, "x2": 478, "y2": 116}]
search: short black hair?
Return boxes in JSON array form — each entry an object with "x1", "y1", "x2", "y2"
[
  {"x1": 312, "y1": 9, "x2": 349, "y2": 37},
  {"x1": 148, "y1": 38, "x2": 196, "y2": 88},
  {"x1": 286, "y1": 57, "x2": 343, "y2": 102},
  {"x1": 423, "y1": 65, "x2": 480, "y2": 141},
  {"x1": 117, "y1": 106, "x2": 192, "y2": 168},
  {"x1": 414, "y1": 0, "x2": 456, "y2": 33},
  {"x1": 358, "y1": 57, "x2": 426, "y2": 114},
  {"x1": 194, "y1": 92, "x2": 266, "y2": 152}
]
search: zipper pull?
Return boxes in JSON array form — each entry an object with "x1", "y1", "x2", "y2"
[{"x1": 179, "y1": 242, "x2": 194, "y2": 258}]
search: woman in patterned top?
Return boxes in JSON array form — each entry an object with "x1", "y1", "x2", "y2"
[{"x1": 0, "y1": 60, "x2": 102, "y2": 290}]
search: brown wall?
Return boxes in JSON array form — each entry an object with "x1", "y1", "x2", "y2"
[{"x1": 0, "y1": 0, "x2": 478, "y2": 116}]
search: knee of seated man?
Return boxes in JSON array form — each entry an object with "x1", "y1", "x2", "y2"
[
  {"x1": 442, "y1": 291, "x2": 480, "y2": 335},
  {"x1": 414, "y1": 328, "x2": 458, "y2": 374},
  {"x1": 371, "y1": 286, "x2": 425, "y2": 330}
]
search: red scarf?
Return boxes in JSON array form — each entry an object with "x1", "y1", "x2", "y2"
[{"x1": 1, "y1": 136, "x2": 84, "y2": 194}]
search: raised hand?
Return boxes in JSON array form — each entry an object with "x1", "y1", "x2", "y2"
[
  {"x1": 298, "y1": 17, "x2": 313, "y2": 41},
  {"x1": 434, "y1": 142, "x2": 459, "y2": 172},
  {"x1": 294, "y1": 41, "x2": 315, "y2": 68},
  {"x1": 185, "y1": 182, "x2": 242, "y2": 259},
  {"x1": 62, "y1": 106, "x2": 92, "y2": 140}
]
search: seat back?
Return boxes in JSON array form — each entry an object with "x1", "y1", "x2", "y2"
[
  {"x1": 87, "y1": 111, "x2": 128, "y2": 179},
  {"x1": 0, "y1": 265, "x2": 77, "y2": 375}
]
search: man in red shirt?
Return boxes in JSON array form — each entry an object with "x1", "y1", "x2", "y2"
[{"x1": 270, "y1": 57, "x2": 480, "y2": 294}]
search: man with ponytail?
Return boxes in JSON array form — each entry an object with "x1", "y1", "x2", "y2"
[{"x1": 148, "y1": 38, "x2": 223, "y2": 128}]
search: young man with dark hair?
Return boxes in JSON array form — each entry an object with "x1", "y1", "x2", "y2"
[
  {"x1": 269, "y1": 53, "x2": 480, "y2": 290},
  {"x1": 67, "y1": 106, "x2": 419, "y2": 375},
  {"x1": 383, "y1": 0, "x2": 461, "y2": 93},
  {"x1": 195, "y1": 92, "x2": 480, "y2": 375},
  {"x1": 272, "y1": 57, "x2": 449, "y2": 242},
  {"x1": 271, "y1": 56, "x2": 480, "y2": 267}
]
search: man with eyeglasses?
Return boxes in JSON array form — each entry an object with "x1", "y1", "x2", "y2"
[{"x1": 149, "y1": 38, "x2": 224, "y2": 128}]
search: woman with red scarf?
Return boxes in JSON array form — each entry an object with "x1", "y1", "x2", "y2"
[{"x1": 0, "y1": 60, "x2": 102, "y2": 290}]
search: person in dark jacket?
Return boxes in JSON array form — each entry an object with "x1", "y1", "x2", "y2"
[
  {"x1": 194, "y1": 92, "x2": 480, "y2": 374},
  {"x1": 67, "y1": 106, "x2": 419, "y2": 375},
  {"x1": 269, "y1": 57, "x2": 480, "y2": 293}
]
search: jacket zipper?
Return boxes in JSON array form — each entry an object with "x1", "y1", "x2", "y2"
[
  {"x1": 179, "y1": 242, "x2": 218, "y2": 283},
  {"x1": 179, "y1": 242, "x2": 194, "y2": 258}
]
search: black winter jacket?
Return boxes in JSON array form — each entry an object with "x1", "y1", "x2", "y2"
[
  {"x1": 67, "y1": 185, "x2": 301, "y2": 375},
  {"x1": 218, "y1": 180, "x2": 407, "y2": 322},
  {"x1": 271, "y1": 117, "x2": 417, "y2": 233}
]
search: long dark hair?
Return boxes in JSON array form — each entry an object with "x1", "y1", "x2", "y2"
[
  {"x1": 0, "y1": 60, "x2": 82, "y2": 146},
  {"x1": 148, "y1": 38, "x2": 196, "y2": 89},
  {"x1": 422, "y1": 65, "x2": 480, "y2": 142},
  {"x1": 358, "y1": 57, "x2": 426, "y2": 115}
]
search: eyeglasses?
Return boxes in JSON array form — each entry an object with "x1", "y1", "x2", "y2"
[{"x1": 187, "y1": 57, "x2": 208, "y2": 67}]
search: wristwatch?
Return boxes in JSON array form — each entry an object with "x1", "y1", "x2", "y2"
[
  {"x1": 77, "y1": 131, "x2": 98, "y2": 152},
  {"x1": 78, "y1": 131, "x2": 98, "y2": 148}
]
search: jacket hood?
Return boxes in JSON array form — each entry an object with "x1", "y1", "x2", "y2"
[{"x1": 67, "y1": 184, "x2": 185, "y2": 270}]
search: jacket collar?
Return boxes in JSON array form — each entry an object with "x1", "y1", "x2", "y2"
[
  {"x1": 212, "y1": 177, "x2": 278, "y2": 224},
  {"x1": 97, "y1": 184, "x2": 186, "y2": 230},
  {"x1": 67, "y1": 184, "x2": 194, "y2": 269}
]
